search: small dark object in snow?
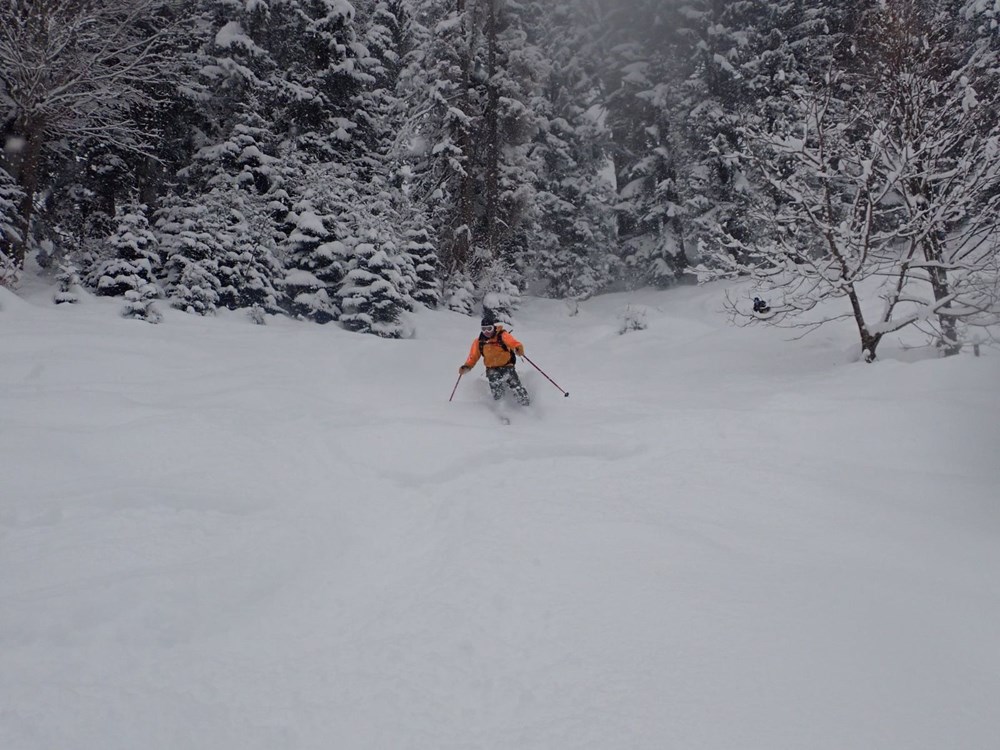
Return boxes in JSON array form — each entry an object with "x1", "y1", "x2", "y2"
[{"x1": 753, "y1": 297, "x2": 770, "y2": 314}]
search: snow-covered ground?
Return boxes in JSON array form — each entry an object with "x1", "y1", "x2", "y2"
[{"x1": 2, "y1": 280, "x2": 998, "y2": 750}]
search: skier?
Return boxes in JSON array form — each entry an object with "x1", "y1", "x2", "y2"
[{"x1": 459, "y1": 313, "x2": 531, "y2": 406}]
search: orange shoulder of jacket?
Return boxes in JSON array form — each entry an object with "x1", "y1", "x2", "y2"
[{"x1": 501, "y1": 329, "x2": 522, "y2": 347}]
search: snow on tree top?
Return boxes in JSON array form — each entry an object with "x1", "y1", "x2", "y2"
[
  {"x1": 284, "y1": 269, "x2": 323, "y2": 287},
  {"x1": 295, "y1": 212, "x2": 327, "y2": 235},
  {"x1": 215, "y1": 22, "x2": 264, "y2": 56}
]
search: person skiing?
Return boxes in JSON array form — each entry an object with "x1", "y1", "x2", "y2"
[{"x1": 459, "y1": 313, "x2": 530, "y2": 406}]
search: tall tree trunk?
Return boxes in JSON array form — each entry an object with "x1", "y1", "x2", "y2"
[
  {"x1": 847, "y1": 284, "x2": 881, "y2": 362},
  {"x1": 452, "y1": 0, "x2": 475, "y2": 271},
  {"x1": 10, "y1": 124, "x2": 44, "y2": 268},
  {"x1": 923, "y1": 231, "x2": 960, "y2": 356},
  {"x1": 137, "y1": 156, "x2": 161, "y2": 208},
  {"x1": 483, "y1": 0, "x2": 499, "y2": 262}
]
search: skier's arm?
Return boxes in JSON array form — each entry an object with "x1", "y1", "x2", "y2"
[
  {"x1": 461, "y1": 339, "x2": 481, "y2": 372},
  {"x1": 502, "y1": 331, "x2": 524, "y2": 355}
]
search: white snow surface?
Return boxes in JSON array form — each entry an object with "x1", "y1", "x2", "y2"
[{"x1": 2, "y1": 281, "x2": 999, "y2": 750}]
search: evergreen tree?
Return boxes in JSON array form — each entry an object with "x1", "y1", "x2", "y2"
[
  {"x1": 156, "y1": 198, "x2": 226, "y2": 315},
  {"x1": 282, "y1": 208, "x2": 345, "y2": 323},
  {"x1": 443, "y1": 270, "x2": 476, "y2": 314},
  {"x1": 34, "y1": 142, "x2": 137, "y2": 272},
  {"x1": 338, "y1": 242, "x2": 408, "y2": 337},
  {"x1": 402, "y1": 225, "x2": 440, "y2": 308},
  {"x1": 184, "y1": 110, "x2": 285, "y2": 312},
  {"x1": 92, "y1": 205, "x2": 161, "y2": 298},
  {"x1": 339, "y1": 172, "x2": 418, "y2": 330},
  {"x1": 471, "y1": 0, "x2": 545, "y2": 285},
  {"x1": 122, "y1": 282, "x2": 162, "y2": 323},
  {"x1": 352, "y1": 0, "x2": 411, "y2": 175},
  {"x1": 398, "y1": 0, "x2": 477, "y2": 274},
  {"x1": 185, "y1": 109, "x2": 279, "y2": 195},
  {"x1": 216, "y1": 207, "x2": 283, "y2": 313},
  {"x1": 530, "y1": 2, "x2": 616, "y2": 298},
  {"x1": 9, "y1": 0, "x2": 959, "y2": 312},
  {"x1": 0, "y1": 168, "x2": 23, "y2": 286},
  {"x1": 53, "y1": 261, "x2": 81, "y2": 304},
  {"x1": 600, "y1": 0, "x2": 691, "y2": 286},
  {"x1": 478, "y1": 259, "x2": 519, "y2": 322},
  {"x1": 596, "y1": 0, "x2": 850, "y2": 282},
  {"x1": 399, "y1": 0, "x2": 540, "y2": 296}
]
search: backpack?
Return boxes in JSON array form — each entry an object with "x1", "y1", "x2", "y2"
[{"x1": 479, "y1": 329, "x2": 516, "y2": 365}]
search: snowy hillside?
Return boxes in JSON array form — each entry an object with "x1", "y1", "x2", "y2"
[{"x1": 2, "y1": 282, "x2": 999, "y2": 750}]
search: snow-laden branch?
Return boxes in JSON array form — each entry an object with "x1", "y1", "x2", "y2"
[
  {"x1": 698, "y1": 5, "x2": 1000, "y2": 360},
  {"x1": 0, "y1": 0, "x2": 175, "y2": 153}
]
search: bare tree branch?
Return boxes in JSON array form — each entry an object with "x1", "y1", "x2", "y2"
[{"x1": 0, "y1": 0, "x2": 178, "y2": 264}]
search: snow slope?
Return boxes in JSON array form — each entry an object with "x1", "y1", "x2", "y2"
[{"x1": 2, "y1": 282, "x2": 998, "y2": 750}]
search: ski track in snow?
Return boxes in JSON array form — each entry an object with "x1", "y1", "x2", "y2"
[{"x1": 1, "y1": 283, "x2": 999, "y2": 750}]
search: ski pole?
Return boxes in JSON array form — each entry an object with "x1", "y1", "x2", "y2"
[
  {"x1": 448, "y1": 372, "x2": 463, "y2": 402},
  {"x1": 520, "y1": 354, "x2": 569, "y2": 397}
]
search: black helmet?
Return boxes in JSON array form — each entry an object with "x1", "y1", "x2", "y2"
[{"x1": 481, "y1": 311, "x2": 497, "y2": 327}]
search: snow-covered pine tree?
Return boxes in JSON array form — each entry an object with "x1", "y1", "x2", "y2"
[
  {"x1": 402, "y1": 225, "x2": 440, "y2": 308},
  {"x1": 36, "y1": 143, "x2": 137, "y2": 279},
  {"x1": 335, "y1": 176, "x2": 415, "y2": 333},
  {"x1": 53, "y1": 261, "x2": 81, "y2": 304},
  {"x1": 350, "y1": 0, "x2": 429, "y2": 317},
  {"x1": 470, "y1": 0, "x2": 544, "y2": 286},
  {"x1": 443, "y1": 270, "x2": 476, "y2": 314},
  {"x1": 122, "y1": 282, "x2": 162, "y2": 323},
  {"x1": 596, "y1": 0, "x2": 849, "y2": 283},
  {"x1": 186, "y1": 0, "x2": 373, "y2": 169},
  {"x1": 690, "y1": 0, "x2": 851, "y2": 267},
  {"x1": 962, "y1": 0, "x2": 1000, "y2": 42},
  {"x1": 281, "y1": 208, "x2": 344, "y2": 323},
  {"x1": 396, "y1": 0, "x2": 476, "y2": 275},
  {"x1": 92, "y1": 204, "x2": 161, "y2": 298},
  {"x1": 216, "y1": 207, "x2": 283, "y2": 313},
  {"x1": 529, "y1": 2, "x2": 616, "y2": 298},
  {"x1": 0, "y1": 168, "x2": 23, "y2": 287},
  {"x1": 269, "y1": 0, "x2": 368, "y2": 159},
  {"x1": 598, "y1": 0, "x2": 690, "y2": 287},
  {"x1": 397, "y1": 0, "x2": 540, "y2": 296},
  {"x1": 352, "y1": 0, "x2": 409, "y2": 174},
  {"x1": 351, "y1": 0, "x2": 443, "y2": 313},
  {"x1": 185, "y1": 110, "x2": 285, "y2": 313},
  {"x1": 171, "y1": 0, "x2": 370, "y2": 322},
  {"x1": 476, "y1": 257, "x2": 519, "y2": 321},
  {"x1": 361, "y1": 167, "x2": 421, "y2": 308},
  {"x1": 156, "y1": 197, "x2": 226, "y2": 315},
  {"x1": 338, "y1": 242, "x2": 408, "y2": 338},
  {"x1": 187, "y1": 109, "x2": 279, "y2": 194}
]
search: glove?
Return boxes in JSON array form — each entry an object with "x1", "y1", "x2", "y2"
[
  {"x1": 459, "y1": 365, "x2": 471, "y2": 374},
  {"x1": 514, "y1": 346, "x2": 524, "y2": 355}
]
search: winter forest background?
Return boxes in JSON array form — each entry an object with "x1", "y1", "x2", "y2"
[{"x1": 2, "y1": 0, "x2": 1000, "y2": 357}]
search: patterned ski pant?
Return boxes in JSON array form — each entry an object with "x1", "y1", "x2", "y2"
[{"x1": 486, "y1": 366, "x2": 530, "y2": 406}]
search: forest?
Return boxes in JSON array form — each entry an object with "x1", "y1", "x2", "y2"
[{"x1": 2, "y1": 0, "x2": 999, "y2": 358}]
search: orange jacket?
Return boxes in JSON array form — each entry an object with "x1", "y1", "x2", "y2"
[{"x1": 464, "y1": 325, "x2": 524, "y2": 369}]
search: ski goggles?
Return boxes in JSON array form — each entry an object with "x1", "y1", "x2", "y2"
[{"x1": 481, "y1": 325, "x2": 496, "y2": 334}]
